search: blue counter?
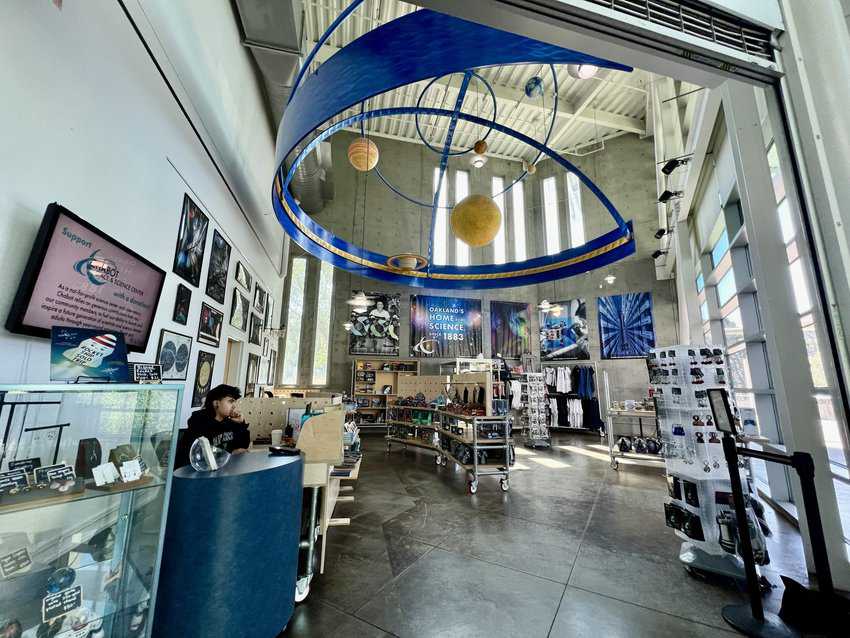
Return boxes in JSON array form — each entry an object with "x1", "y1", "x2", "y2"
[{"x1": 153, "y1": 452, "x2": 303, "y2": 638}]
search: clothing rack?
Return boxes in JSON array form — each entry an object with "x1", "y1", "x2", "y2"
[{"x1": 540, "y1": 361, "x2": 600, "y2": 432}]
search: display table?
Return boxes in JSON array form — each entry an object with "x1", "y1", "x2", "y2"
[{"x1": 152, "y1": 453, "x2": 303, "y2": 638}]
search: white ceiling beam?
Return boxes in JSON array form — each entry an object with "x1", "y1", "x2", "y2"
[{"x1": 310, "y1": 42, "x2": 645, "y2": 135}]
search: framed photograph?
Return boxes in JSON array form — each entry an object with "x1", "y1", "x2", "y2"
[
  {"x1": 156, "y1": 329, "x2": 193, "y2": 381},
  {"x1": 191, "y1": 351, "x2": 216, "y2": 408},
  {"x1": 490, "y1": 301, "x2": 531, "y2": 359},
  {"x1": 230, "y1": 290, "x2": 249, "y2": 332},
  {"x1": 253, "y1": 284, "x2": 267, "y2": 315},
  {"x1": 245, "y1": 353, "x2": 261, "y2": 397},
  {"x1": 262, "y1": 336, "x2": 270, "y2": 358},
  {"x1": 540, "y1": 298, "x2": 590, "y2": 360},
  {"x1": 598, "y1": 292, "x2": 655, "y2": 359},
  {"x1": 249, "y1": 313, "x2": 263, "y2": 346},
  {"x1": 235, "y1": 261, "x2": 253, "y2": 292},
  {"x1": 173, "y1": 284, "x2": 191, "y2": 325},
  {"x1": 348, "y1": 291, "x2": 401, "y2": 356},
  {"x1": 198, "y1": 302, "x2": 224, "y2": 347},
  {"x1": 172, "y1": 194, "x2": 209, "y2": 287},
  {"x1": 204, "y1": 229, "x2": 231, "y2": 305}
]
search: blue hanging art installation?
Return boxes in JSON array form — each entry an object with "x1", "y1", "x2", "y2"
[{"x1": 273, "y1": 6, "x2": 636, "y2": 289}]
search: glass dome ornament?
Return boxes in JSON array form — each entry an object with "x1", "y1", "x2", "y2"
[
  {"x1": 524, "y1": 75, "x2": 544, "y2": 98},
  {"x1": 46, "y1": 566, "x2": 76, "y2": 594},
  {"x1": 189, "y1": 436, "x2": 231, "y2": 472}
]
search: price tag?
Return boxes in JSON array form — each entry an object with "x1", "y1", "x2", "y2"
[
  {"x1": 46, "y1": 466, "x2": 76, "y2": 482},
  {"x1": 0, "y1": 547, "x2": 31, "y2": 578},
  {"x1": 92, "y1": 462, "x2": 119, "y2": 487},
  {"x1": 130, "y1": 362, "x2": 162, "y2": 384},
  {"x1": 0, "y1": 469, "x2": 28, "y2": 492},
  {"x1": 42, "y1": 585, "x2": 82, "y2": 623},
  {"x1": 9, "y1": 457, "x2": 41, "y2": 475},
  {"x1": 119, "y1": 459, "x2": 142, "y2": 482},
  {"x1": 35, "y1": 464, "x2": 67, "y2": 485}
]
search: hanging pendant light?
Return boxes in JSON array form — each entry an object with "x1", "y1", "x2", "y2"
[{"x1": 567, "y1": 64, "x2": 598, "y2": 80}]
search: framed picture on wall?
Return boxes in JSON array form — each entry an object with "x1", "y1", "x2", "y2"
[
  {"x1": 262, "y1": 336, "x2": 270, "y2": 358},
  {"x1": 253, "y1": 285, "x2": 267, "y2": 315},
  {"x1": 172, "y1": 284, "x2": 191, "y2": 325},
  {"x1": 268, "y1": 349, "x2": 277, "y2": 386},
  {"x1": 348, "y1": 291, "x2": 400, "y2": 356},
  {"x1": 235, "y1": 261, "x2": 253, "y2": 292},
  {"x1": 264, "y1": 296, "x2": 275, "y2": 330},
  {"x1": 230, "y1": 290, "x2": 249, "y2": 332},
  {"x1": 156, "y1": 329, "x2": 193, "y2": 381},
  {"x1": 598, "y1": 292, "x2": 655, "y2": 359},
  {"x1": 540, "y1": 298, "x2": 590, "y2": 360},
  {"x1": 191, "y1": 350, "x2": 215, "y2": 408},
  {"x1": 197, "y1": 302, "x2": 224, "y2": 347},
  {"x1": 245, "y1": 353, "x2": 260, "y2": 396},
  {"x1": 249, "y1": 313, "x2": 262, "y2": 346},
  {"x1": 204, "y1": 229, "x2": 231, "y2": 305},
  {"x1": 490, "y1": 301, "x2": 531, "y2": 359},
  {"x1": 172, "y1": 194, "x2": 209, "y2": 287}
]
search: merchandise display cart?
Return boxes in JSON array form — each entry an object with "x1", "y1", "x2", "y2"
[
  {"x1": 601, "y1": 370, "x2": 664, "y2": 470},
  {"x1": 385, "y1": 407, "x2": 513, "y2": 493}
]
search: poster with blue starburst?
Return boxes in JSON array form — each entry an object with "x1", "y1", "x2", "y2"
[
  {"x1": 597, "y1": 293, "x2": 655, "y2": 359},
  {"x1": 491, "y1": 301, "x2": 531, "y2": 359}
]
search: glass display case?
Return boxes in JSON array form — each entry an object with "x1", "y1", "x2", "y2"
[{"x1": 0, "y1": 384, "x2": 182, "y2": 638}]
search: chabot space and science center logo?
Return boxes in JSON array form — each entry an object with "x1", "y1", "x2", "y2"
[{"x1": 64, "y1": 227, "x2": 119, "y2": 286}]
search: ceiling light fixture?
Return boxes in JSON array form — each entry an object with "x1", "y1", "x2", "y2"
[
  {"x1": 658, "y1": 190, "x2": 683, "y2": 204},
  {"x1": 652, "y1": 249, "x2": 668, "y2": 260},
  {"x1": 567, "y1": 64, "x2": 598, "y2": 80},
  {"x1": 470, "y1": 153, "x2": 487, "y2": 168},
  {"x1": 604, "y1": 274, "x2": 616, "y2": 285},
  {"x1": 538, "y1": 299, "x2": 552, "y2": 312}
]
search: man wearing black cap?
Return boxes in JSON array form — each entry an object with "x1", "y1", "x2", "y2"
[{"x1": 175, "y1": 384, "x2": 250, "y2": 468}]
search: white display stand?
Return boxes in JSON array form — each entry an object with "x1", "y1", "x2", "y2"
[{"x1": 649, "y1": 345, "x2": 767, "y2": 580}]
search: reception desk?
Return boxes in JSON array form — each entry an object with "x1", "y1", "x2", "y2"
[{"x1": 153, "y1": 452, "x2": 303, "y2": 638}]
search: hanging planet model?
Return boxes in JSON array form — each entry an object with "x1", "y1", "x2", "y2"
[
  {"x1": 524, "y1": 76, "x2": 544, "y2": 98},
  {"x1": 450, "y1": 194, "x2": 502, "y2": 248},
  {"x1": 347, "y1": 136, "x2": 379, "y2": 171},
  {"x1": 473, "y1": 139, "x2": 488, "y2": 155}
]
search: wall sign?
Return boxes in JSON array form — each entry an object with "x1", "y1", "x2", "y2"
[
  {"x1": 0, "y1": 547, "x2": 32, "y2": 578},
  {"x1": 130, "y1": 363, "x2": 162, "y2": 384},
  {"x1": 410, "y1": 295, "x2": 482, "y2": 358},
  {"x1": 50, "y1": 327, "x2": 129, "y2": 383},
  {"x1": 8, "y1": 457, "x2": 41, "y2": 474}
]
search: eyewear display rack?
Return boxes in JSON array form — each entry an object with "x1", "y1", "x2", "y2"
[
  {"x1": 350, "y1": 358, "x2": 419, "y2": 432},
  {"x1": 521, "y1": 373, "x2": 550, "y2": 448},
  {"x1": 385, "y1": 407, "x2": 512, "y2": 493},
  {"x1": 601, "y1": 370, "x2": 664, "y2": 470}
]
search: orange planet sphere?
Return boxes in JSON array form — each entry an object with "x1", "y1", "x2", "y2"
[
  {"x1": 347, "y1": 137, "x2": 379, "y2": 171},
  {"x1": 473, "y1": 139, "x2": 488, "y2": 155},
  {"x1": 450, "y1": 194, "x2": 502, "y2": 248}
]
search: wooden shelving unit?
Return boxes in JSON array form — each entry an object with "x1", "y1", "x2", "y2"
[{"x1": 351, "y1": 358, "x2": 419, "y2": 430}]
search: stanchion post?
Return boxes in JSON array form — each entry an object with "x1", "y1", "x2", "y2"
[{"x1": 791, "y1": 452, "x2": 835, "y2": 597}]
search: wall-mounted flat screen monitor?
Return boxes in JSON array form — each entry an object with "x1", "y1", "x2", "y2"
[{"x1": 5, "y1": 204, "x2": 165, "y2": 352}]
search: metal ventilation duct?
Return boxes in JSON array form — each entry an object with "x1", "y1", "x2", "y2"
[{"x1": 232, "y1": 0, "x2": 332, "y2": 212}]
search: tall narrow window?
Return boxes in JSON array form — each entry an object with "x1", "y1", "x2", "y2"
[
  {"x1": 282, "y1": 257, "x2": 307, "y2": 385},
  {"x1": 455, "y1": 170, "x2": 470, "y2": 266},
  {"x1": 566, "y1": 173, "x2": 585, "y2": 247},
  {"x1": 432, "y1": 167, "x2": 448, "y2": 266},
  {"x1": 492, "y1": 176, "x2": 506, "y2": 264},
  {"x1": 543, "y1": 176, "x2": 560, "y2": 255},
  {"x1": 512, "y1": 181, "x2": 527, "y2": 262},
  {"x1": 311, "y1": 260, "x2": 334, "y2": 385}
]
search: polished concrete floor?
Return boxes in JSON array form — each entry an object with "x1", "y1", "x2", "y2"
[{"x1": 283, "y1": 432, "x2": 808, "y2": 637}]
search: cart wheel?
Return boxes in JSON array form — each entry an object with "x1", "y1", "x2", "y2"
[
  {"x1": 435, "y1": 455, "x2": 442, "y2": 466},
  {"x1": 611, "y1": 460, "x2": 619, "y2": 471},
  {"x1": 442, "y1": 456, "x2": 448, "y2": 466},
  {"x1": 500, "y1": 479, "x2": 510, "y2": 492},
  {"x1": 294, "y1": 576, "x2": 311, "y2": 603},
  {"x1": 468, "y1": 480, "x2": 478, "y2": 495}
]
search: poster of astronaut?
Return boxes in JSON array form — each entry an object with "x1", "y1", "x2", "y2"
[
  {"x1": 348, "y1": 291, "x2": 400, "y2": 356},
  {"x1": 539, "y1": 298, "x2": 590, "y2": 360},
  {"x1": 50, "y1": 326, "x2": 130, "y2": 382}
]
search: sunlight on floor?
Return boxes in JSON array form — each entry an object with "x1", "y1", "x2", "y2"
[
  {"x1": 527, "y1": 456, "x2": 570, "y2": 469},
  {"x1": 556, "y1": 445, "x2": 610, "y2": 462},
  {"x1": 512, "y1": 462, "x2": 530, "y2": 471},
  {"x1": 588, "y1": 444, "x2": 610, "y2": 453},
  {"x1": 513, "y1": 447, "x2": 536, "y2": 456}
]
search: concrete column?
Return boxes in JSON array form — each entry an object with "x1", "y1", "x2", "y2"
[{"x1": 721, "y1": 79, "x2": 850, "y2": 589}]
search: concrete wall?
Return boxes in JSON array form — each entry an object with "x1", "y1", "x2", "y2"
[
  {"x1": 286, "y1": 132, "x2": 677, "y2": 401},
  {"x1": 0, "y1": 1, "x2": 283, "y2": 424}
]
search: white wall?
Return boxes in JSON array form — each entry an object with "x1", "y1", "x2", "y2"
[{"x1": 0, "y1": 1, "x2": 283, "y2": 424}]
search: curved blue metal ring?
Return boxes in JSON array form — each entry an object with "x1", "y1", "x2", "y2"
[
  {"x1": 273, "y1": 106, "x2": 633, "y2": 289},
  {"x1": 414, "y1": 71, "x2": 497, "y2": 156}
]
